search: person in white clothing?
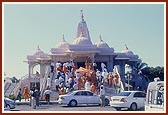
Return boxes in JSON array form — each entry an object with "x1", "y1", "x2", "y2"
[
  {"x1": 101, "y1": 63, "x2": 106, "y2": 72},
  {"x1": 47, "y1": 76, "x2": 51, "y2": 88},
  {"x1": 85, "y1": 80, "x2": 90, "y2": 90},
  {"x1": 73, "y1": 82, "x2": 78, "y2": 91},
  {"x1": 100, "y1": 84, "x2": 106, "y2": 107}
]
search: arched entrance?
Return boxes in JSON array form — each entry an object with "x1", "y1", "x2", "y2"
[{"x1": 73, "y1": 56, "x2": 92, "y2": 68}]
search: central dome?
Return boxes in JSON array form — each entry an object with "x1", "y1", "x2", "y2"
[{"x1": 73, "y1": 36, "x2": 93, "y2": 45}]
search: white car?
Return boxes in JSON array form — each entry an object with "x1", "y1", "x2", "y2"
[
  {"x1": 110, "y1": 91, "x2": 146, "y2": 111},
  {"x1": 58, "y1": 90, "x2": 109, "y2": 107}
]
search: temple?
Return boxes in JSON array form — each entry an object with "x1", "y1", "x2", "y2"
[{"x1": 15, "y1": 11, "x2": 142, "y2": 97}]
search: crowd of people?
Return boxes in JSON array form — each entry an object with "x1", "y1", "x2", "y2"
[
  {"x1": 51, "y1": 61, "x2": 123, "y2": 95},
  {"x1": 16, "y1": 61, "x2": 123, "y2": 108}
]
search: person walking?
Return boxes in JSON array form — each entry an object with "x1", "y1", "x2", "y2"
[
  {"x1": 100, "y1": 84, "x2": 105, "y2": 107},
  {"x1": 31, "y1": 87, "x2": 36, "y2": 109}
]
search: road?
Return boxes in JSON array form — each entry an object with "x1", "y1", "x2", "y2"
[{"x1": 9, "y1": 103, "x2": 144, "y2": 112}]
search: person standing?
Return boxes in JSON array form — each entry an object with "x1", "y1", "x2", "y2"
[
  {"x1": 29, "y1": 87, "x2": 35, "y2": 106},
  {"x1": 50, "y1": 61, "x2": 55, "y2": 72},
  {"x1": 23, "y1": 85, "x2": 29, "y2": 101},
  {"x1": 34, "y1": 87, "x2": 41, "y2": 107},
  {"x1": 31, "y1": 87, "x2": 36, "y2": 109},
  {"x1": 100, "y1": 84, "x2": 105, "y2": 107},
  {"x1": 85, "y1": 80, "x2": 90, "y2": 90},
  {"x1": 16, "y1": 88, "x2": 22, "y2": 102},
  {"x1": 90, "y1": 83, "x2": 96, "y2": 93},
  {"x1": 55, "y1": 78, "x2": 60, "y2": 91},
  {"x1": 47, "y1": 76, "x2": 51, "y2": 88}
]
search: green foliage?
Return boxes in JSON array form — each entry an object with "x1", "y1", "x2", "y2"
[
  {"x1": 134, "y1": 59, "x2": 164, "y2": 82},
  {"x1": 141, "y1": 66, "x2": 164, "y2": 81},
  {"x1": 8, "y1": 95, "x2": 16, "y2": 100}
]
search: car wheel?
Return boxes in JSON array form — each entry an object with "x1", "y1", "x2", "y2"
[
  {"x1": 130, "y1": 103, "x2": 137, "y2": 111},
  {"x1": 115, "y1": 107, "x2": 121, "y2": 111},
  {"x1": 105, "y1": 98, "x2": 109, "y2": 106},
  {"x1": 6, "y1": 104, "x2": 11, "y2": 109},
  {"x1": 69, "y1": 100, "x2": 77, "y2": 107}
]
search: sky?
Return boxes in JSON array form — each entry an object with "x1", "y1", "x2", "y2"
[{"x1": 3, "y1": 3, "x2": 165, "y2": 79}]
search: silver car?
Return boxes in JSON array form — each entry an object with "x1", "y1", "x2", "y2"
[
  {"x1": 58, "y1": 90, "x2": 110, "y2": 107},
  {"x1": 4, "y1": 98, "x2": 15, "y2": 109}
]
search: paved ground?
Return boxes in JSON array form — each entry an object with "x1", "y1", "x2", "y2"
[{"x1": 4, "y1": 99, "x2": 144, "y2": 112}]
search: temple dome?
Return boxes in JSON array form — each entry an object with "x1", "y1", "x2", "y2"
[
  {"x1": 34, "y1": 46, "x2": 46, "y2": 57},
  {"x1": 56, "y1": 35, "x2": 69, "y2": 49},
  {"x1": 73, "y1": 32, "x2": 92, "y2": 45},
  {"x1": 27, "y1": 46, "x2": 50, "y2": 60},
  {"x1": 96, "y1": 35, "x2": 110, "y2": 48},
  {"x1": 73, "y1": 36, "x2": 92, "y2": 45},
  {"x1": 121, "y1": 45, "x2": 134, "y2": 55}
]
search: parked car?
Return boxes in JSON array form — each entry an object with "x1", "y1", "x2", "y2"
[
  {"x1": 4, "y1": 97, "x2": 15, "y2": 109},
  {"x1": 110, "y1": 91, "x2": 146, "y2": 111},
  {"x1": 58, "y1": 90, "x2": 109, "y2": 107}
]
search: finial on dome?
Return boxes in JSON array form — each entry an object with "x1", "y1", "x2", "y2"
[
  {"x1": 99, "y1": 35, "x2": 103, "y2": 42},
  {"x1": 80, "y1": 10, "x2": 84, "y2": 20},
  {"x1": 62, "y1": 35, "x2": 66, "y2": 42},
  {"x1": 125, "y1": 44, "x2": 129, "y2": 50},
  {"x1": 37, "y1": 45, "x2": 40, "y2": 50}
]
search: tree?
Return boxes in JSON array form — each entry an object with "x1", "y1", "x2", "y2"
[
  {"x1": 134, "y1": 59, "x2": 148, "y2": 75},
  {"x1": 141, "y1": 66, "x2": 164, "y2": 81}
]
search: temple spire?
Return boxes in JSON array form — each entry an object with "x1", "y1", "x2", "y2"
[
  {"x1": 125, "y1": 44, "x2": 129, "y2": 50},
  {"x1": 62, "y1": 35, "x2": 66, "y2": 42},
  {"x1": 99, "y1": 35, "x2": 103, "y2": 42},
  {"x1": 37, "y1": 45, "x2": 40, "y2": 50},
  {"x1": 80, "y1": 10, "x2": 84, "y2": 20}
]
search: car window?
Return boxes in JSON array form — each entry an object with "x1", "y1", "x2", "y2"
[
  {"x1": 134, "y1": 92, "x2": 146, "y2": 98},
  {"x1": 74, "y1": 91, "x2": 81, "y2": 96},
  {"x1": 81, "y1": 91, "x2": 87, "y2": 96},
  {"x1": 86, "y1": 91, "x2": 93, "y2": 96},
  {"x1": 117, "y1": 92, "x2": 131, "y2": 96}
]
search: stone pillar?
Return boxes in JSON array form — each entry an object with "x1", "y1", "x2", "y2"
[
  {"x1": 28, "y1": 63, "x2": 31, "y2": 78},
  {"x1": 89, "y1": 54, "x2": 95, "y2": 63},
  {"x1": 108, "y1": 56, "x2": 113, "y2": 72},
  {"x1": 119, "y1": 61, "x2": 126, "y2": 90}
]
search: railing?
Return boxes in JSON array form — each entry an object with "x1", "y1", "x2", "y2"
[
  {"x1": 13, "y1": 74, "x2": 29, "y2": 96},
  {"x1": 40, "y1": 66, "x2": 50, "y2": 100}
]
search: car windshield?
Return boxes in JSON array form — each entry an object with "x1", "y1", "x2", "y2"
[{"x1": 117, "y1": 92, "x2": 131, "y2": 96}]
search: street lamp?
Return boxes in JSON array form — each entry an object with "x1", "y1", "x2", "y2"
[{"x1": 126, "y1": 72, "x2": 131, "y2": 91}]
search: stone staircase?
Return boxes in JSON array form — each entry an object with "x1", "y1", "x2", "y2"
[{"x1": 49, "y1": 73, "x2": 59, "y2": 101}]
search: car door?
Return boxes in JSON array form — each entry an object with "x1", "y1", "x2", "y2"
[
  {"x1": 133, "y1": 92, "x2": 146, "y2": 108},
  {"x1": 85, "y1": 91, "x2": 99, "y2": 104},
  {"x1": 80, "y1": 91, "x2": 89, "y2": 104},
  {"x1": 74, "y1": 91, "x2": 86, "y2": 104}
]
